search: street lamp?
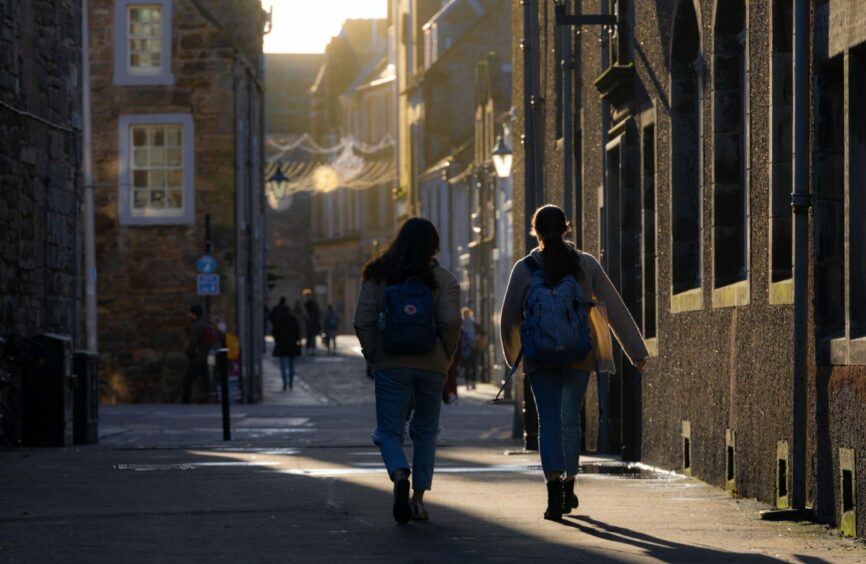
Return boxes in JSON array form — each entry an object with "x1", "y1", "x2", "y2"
[
  {"x1": 491, "y1": 135, "x2": 513, "y2": 179},
  {"x1": 267, "y1": 163, "x2": 290, "y2": 199}
]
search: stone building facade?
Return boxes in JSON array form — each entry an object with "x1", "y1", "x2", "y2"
[
  {"x1": 393, "y1": 0, "x2": 512, "y2": 380},
  {"x1": 89, "y1": 0, "x2": 267, "y2": 403},
  {"x1": 0, "y1": 1, "x2": 82, "y2": 343},
  {"x1": 511, "y1": 0, "x2": 866, "y2": 537},
  {"x1": 306, "y1": 19, "x2": 396, "y2": 334}
]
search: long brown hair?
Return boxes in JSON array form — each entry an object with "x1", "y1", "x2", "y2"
[
  {"x1": 363, "y1": 217, "x2": 440, "y2": 288},
  {"x1": 530, "y1": 204, "x2": 583, "y2": 284}
]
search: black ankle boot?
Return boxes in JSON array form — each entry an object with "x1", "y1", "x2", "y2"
[
  {"x1": 544, "y1": 479, "x2": 563, "y2": 521},
  {"x1": 562, "y1": 478, "x2": 579, "y2": 514}
]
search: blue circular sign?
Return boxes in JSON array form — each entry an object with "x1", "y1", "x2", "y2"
[{"x1": 197, "y1": 254, "x2": 218, "y2": 274}]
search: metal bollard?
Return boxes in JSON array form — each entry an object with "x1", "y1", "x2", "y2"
[{"x1": 217, "y1": 348, "x2": 231, "y2": 441}]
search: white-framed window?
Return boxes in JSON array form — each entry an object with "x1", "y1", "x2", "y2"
[
  {"x1": 118, "y1": 114, "x2": 194, "y2": 225},
  {"x1": 113, "y1": 0, "x2": 173, "y2": 85}
]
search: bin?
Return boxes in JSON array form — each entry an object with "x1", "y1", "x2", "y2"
[
  {"x1": 73, "y1": 350, "x2": 99, "y2": 445},
  {"x1": 21, "y1": 333, "x2": 73, "y2": 447}
]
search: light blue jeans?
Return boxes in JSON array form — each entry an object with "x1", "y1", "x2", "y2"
[
  {"x1": 372, "y1": 368, "x2": 445, "y2": 491},
  {"x1": 279, "y1": 356, "x2": 295, "y2": 388},
  {"x1": 528, "y1": 368, "x2": 590, "y2": 477}
]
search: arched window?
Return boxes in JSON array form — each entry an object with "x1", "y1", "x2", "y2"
[
  {"x1": 670, "y1": 0, "x2": 702, "y2": 295},
  {"x1": 712, "y1": 0, "x2": 748, "y2": 289}
]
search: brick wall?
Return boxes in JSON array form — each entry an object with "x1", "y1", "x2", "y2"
[
  {"x1": 89, "y1": 0, "x2": 264, "y2": 402},
  {"x1": 0, "y1": 1, "x2": 81, "y2": 341}
]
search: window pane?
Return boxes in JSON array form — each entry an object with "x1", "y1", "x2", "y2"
[
  {"x1": 166, "y1": 147, "x2": 182, "y2": 166},
  {"x1": 133, "y1": 147, "x2": 148, "y2": 167},
  {"x1": 133, "y1": 190, "x2": 148, "y2": 209},
  {"x1": 133, "y1": 170, "x2": 149, "y2": 188},
  {"x1": 150, "y1": 190, "x2": 165, "y2": 207},
  {"x1": 128, "y1": 122, "x2": 186, "y2": 217},
  {"x1": 127, "y1": 7, "x2": 162, "y2": 72},
  {"x1": 165, "y1": 127, "x2": 181, "y2": 147},
  {"x1": 167, "y1": 169, "x2": 183, "y2": 187},
  {"x1": 167, "y1": 190, "x2": 183, "y2": 208},
  {"x1": 150, "y1": 147, "x2": 165, "y2": 166},
  {"x1": 150, "y1": 170, "x2": 166, "y2": 188}
]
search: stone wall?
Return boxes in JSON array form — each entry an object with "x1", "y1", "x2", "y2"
[
  {"x1": 0, "y1": 1, "x2": 81, "y2": 341},
  {"x1": 423, "y1": 3, "x2": 511, "y2": 168},
  {"x1": 89, "y1": 0, "x2": 264, "y2": 402},
  {"x1": 510, "y1": 0, "x2": 866, "y2": 533}
]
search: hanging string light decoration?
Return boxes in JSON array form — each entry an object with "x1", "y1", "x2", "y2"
[{"x1": 264, "y1": 134, "x2": 396, "y2": 211}]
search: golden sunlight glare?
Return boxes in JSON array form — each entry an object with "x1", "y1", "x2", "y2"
[{"x1": 263, "y1": 0, "x2": 388, "y2": 54}]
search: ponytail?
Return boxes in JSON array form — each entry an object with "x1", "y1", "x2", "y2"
[{"x1": 531, "y1": 205, "x2": 583, "y2": 284}]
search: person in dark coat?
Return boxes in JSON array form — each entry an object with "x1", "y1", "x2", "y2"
[
  {"x1": 269, "y1": 297, "x2": 301, "y2": 390},
  {"x1": 183, "y1": 304, "x2": 210, "y2": 403},
  {"x1": 303, "y1": 289, "x2": 321, "y2": 355}
]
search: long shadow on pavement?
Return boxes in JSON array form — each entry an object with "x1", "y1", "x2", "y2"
[{"x1": 0, "y1": 444, "x2": 790, "y2": 563}]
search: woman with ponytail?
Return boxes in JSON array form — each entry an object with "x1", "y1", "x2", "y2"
[{"x1": 500, "y1": 204, "x2": 648, "y2": 520}]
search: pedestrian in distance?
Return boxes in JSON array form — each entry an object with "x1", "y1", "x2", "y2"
[
  {"x1": 183, "y1": 304, "x2": 217, "y2": 403},
  {"x1": 323, "y1": 305, "x2": 339, "y2": 355},
  {"x1": 500, "y1": 204, "x2": 648, "y2": 521},
  {"x1": 303, "y1": 289, "x2": 321, "y2": 355},
  {"x1": 354, "y1": 217, "x2": 461, "y2": 524},
  {"x1": 293, "y1": 300, "x2": 307, "y2": 354},
  {"x1": 458, "y1": 306, "x2": 482, "y2": 390},
  {"x1": 270, "y1": 297, "x2": 301, "y2": 391}
]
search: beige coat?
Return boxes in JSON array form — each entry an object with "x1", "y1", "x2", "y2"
[
  {"x1": 353, "y1": 266, "x2": 462, "y2": 375},
  {"x1": 500, "y1": 247, "x2": 649, "y2": 373}
]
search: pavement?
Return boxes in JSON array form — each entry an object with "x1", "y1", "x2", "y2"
[{"x1": 2, "y1": 337, "x2": 866, "y2": 562}]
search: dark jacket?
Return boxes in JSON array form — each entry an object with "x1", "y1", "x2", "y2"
[
  {"x1": 304, "y1": 299, "x2": 321, "y2": 334},
  {"x1": 186, "y1": 318, "x2": 208, "y2": 361},
  {"x1": 270, "y1": 304, "x2": 301, "y2": 358},
  {"x1": 353, "y1": 265, "x2": 462, "y2": 375}
]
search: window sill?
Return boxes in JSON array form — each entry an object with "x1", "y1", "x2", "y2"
[
  {"x1": 120, "y1": 213, "x2": 193, "y2": 226},
  {"x1": 769, "y1": 278, "x2": 794, "y2": 305},
  {"x1": 113, "y1": 72, "x2": 175, "y2": 87},
  {"x1": 829, "y1": 336, "x2": 866, "y2": 366},
  {"x1": 645, "y1": 338, "x2": 658, "y2": 358},
  {"x1": 671, "y1": 288, "x2": 702, "y2": 313},
  {"x1": 712, "y1": 280, "x2": 750, "y2": 308}
]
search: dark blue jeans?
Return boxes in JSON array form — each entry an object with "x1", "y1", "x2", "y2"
[
  {"x1": 279, "y1": 356, "x2": 295, "y2": 388},
  {"x1": 528, "y1": 368, "x2": 590, "y2": 477},
  {"x1": 372, "y1": 368, "x2": 445, "y2": 491}
]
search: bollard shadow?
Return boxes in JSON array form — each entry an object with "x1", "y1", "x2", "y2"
[{"x1": 562, "y1": 514, "x2": 784, "y2": 562}]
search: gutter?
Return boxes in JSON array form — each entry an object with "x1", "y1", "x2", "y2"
[{"x1": 790, "y1": 0, "x2": 811, "y2": 512}]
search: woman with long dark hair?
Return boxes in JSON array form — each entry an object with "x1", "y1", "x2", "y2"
[
  {"x1": 500, "y1": 205, "x2": 648, "y2": 520},
  {"x1": 354, "y1": 217, "x2": 461, "y2": 524}
]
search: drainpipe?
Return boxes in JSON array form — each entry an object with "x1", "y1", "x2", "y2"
[
  {"x1": 522, "y1": 0, "x2": 537, "y2": 253},
  {"x1": 562, "y1": 0, "x2": 573, "y2": 223},
  {"x1": 82, "y1": 0, "x2": 98, "y2": 353},
  {"x1": 790, "y1": 0, "x2": 810, "y2": 512}
]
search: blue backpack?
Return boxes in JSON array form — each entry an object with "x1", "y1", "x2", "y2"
[
  {"x1": 379, "y1": 275, "x2": 437, "y2": 354},
  {"x1": 520, "y1": 256, "x2": 592, "y2": 364}
]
